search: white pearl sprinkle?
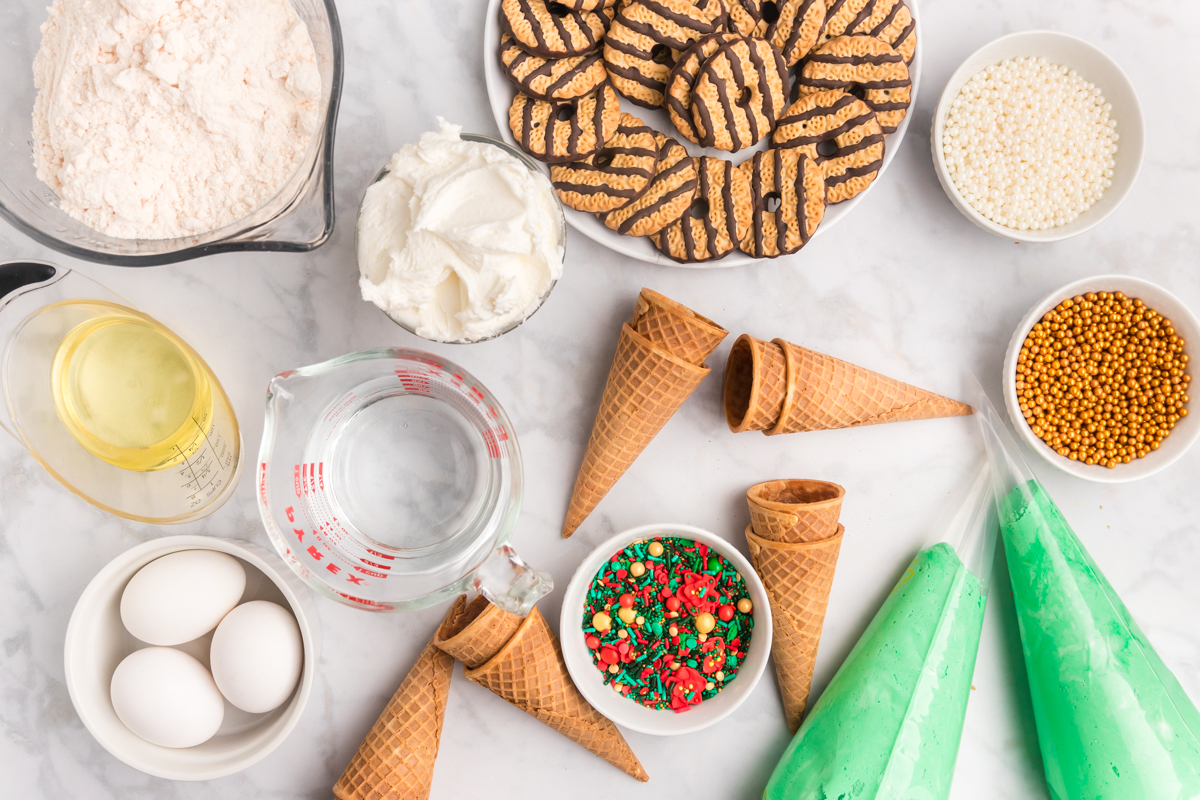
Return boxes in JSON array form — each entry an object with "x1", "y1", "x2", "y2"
[{"x1": 942, "y1": 57, "x2": 1118, "y2": 231}]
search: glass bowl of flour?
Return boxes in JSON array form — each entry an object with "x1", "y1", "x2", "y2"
[{"x1": 0, "y1": 0, "x2": 343, "y2": 266}]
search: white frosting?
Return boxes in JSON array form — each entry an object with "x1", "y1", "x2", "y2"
[{"x1": 357, "y1": 119, "x2": 564, "y2": 343}]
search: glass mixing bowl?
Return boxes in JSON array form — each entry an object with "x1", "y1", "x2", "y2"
[{"x1": 0, "y1": 0, "x2": 343, "y2": 266}]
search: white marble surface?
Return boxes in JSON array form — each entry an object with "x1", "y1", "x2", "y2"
[{"x1": 2, "y1": 0, "x2": 1199, "y2": 797}]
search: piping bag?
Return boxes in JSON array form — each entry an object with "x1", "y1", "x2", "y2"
[
  {"x1": 975, "y1": 384, "x2": 1200, "y2": 799},
  {"x1": 763, "y1": 462, "x2": 996, "y2": 800}
]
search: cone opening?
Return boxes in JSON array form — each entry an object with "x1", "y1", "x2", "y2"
[
  {"x1": 724, "y1": 335, "x2": 757, "y2": 429},
  {"x1": 437, "y1": 594, "x2": 489, "y2": 642},
  {"x1": 751, "y1": 479, "x2": 845, "y2": 508},
  {"x1": 635, "y1": 288, "x2": 727, "y2": 336}
]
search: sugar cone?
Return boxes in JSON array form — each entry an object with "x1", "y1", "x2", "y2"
[
  {"x1": 746, "y1": 524, "x2": 845, "y2": 734},
  {"x1": 630, "y1": 288, "x2": 728, "y2": 366},
  {"x1": 433, "y1": 594, "x2": 522, "y2": 669},
  {"x1": 769, "y1": 339, "x2": 973, "y2": 435},
  {"x1": 334, "y1": 637, "x2": 455, "y2": 800},
  {"x1": 463, "y1": 607, "x2": 650, "y2": 782},
  {"x1": 724, "y1": 334, "x2": 788, "y2": 432},
  {"x1": 747, "y1": 479, "x2": 845, "y2": 543},
  {"x1": 563, "y1": 322, "x2": 710, "y2": 537}
]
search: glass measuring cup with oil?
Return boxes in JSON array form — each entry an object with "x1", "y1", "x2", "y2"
[{"x1": 0, "y1": 262, "x2": 241, "y2": 522}]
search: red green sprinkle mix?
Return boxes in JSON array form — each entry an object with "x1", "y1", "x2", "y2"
[{"x1": 582, "y1": 536, "x2": 754, "y2": 712}]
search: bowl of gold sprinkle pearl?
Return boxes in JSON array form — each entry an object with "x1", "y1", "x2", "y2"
[
  {"x1": 932, "y1": 31, "x2": 1144, "y2": 241},
  {"x1": 1004, "y1": 275, "x2": 1198, "y2": 483}
]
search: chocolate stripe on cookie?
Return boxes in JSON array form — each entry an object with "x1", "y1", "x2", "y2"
[
  {"x1": 807, "y1": 53, "x2": 903, "y2": 66},
  {"x1": 776, "y1": 92, "x2": 858, "y2": 124},
  {"x1": 864, "y1": 0, "x2": 902, "y2": 35},
  {"x1": 825, "y1": 160, "x2": 884, "y2": 186}
]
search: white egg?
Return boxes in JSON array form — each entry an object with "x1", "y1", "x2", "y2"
[
  {"x1": 110, "y1": 647, "x2": 225, "y2": 748},
  {"x1": 210, "y1": 601, "x2": 303, "y2": 714},
  {"x1": 120, "y1": 550, "x2": 245, "y2": 646}
]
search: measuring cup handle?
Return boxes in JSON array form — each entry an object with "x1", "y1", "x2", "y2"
[{"x1": 472, "y1": 545, "x2": 553, "y2": 617}]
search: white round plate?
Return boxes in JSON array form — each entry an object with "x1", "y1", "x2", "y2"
[
  {"x1": 483, "y1": 0, "x2": 922, "y2": 267},
  {"x1": 560, "y1": 523, "x2": 772, "y2": 735},
  {"x1": 931, "y1": 30, "x2": 1144, "y2": 242},
  {"x1": 1003, "y1": 275, "x2": 1199, "y2": 483}
]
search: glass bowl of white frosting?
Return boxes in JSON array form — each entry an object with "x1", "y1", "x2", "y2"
[
  {"x1": 0, "y1": 0, "x2": 343, "y2": 266},
  {"x1": 355, "y1": 122, "x2": 566, "y2": 344}
]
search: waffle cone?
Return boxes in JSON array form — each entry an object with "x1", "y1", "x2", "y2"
[
  {"x1": 747, "y1": 479, "x2": 845, "y2": 543},
  {"x1": 334, "y1": 636, "x2": 455, "y2": 800},
  {"x1": 433, "y1": 594, "x2": 522, "y2": 668},
  {"x1": 768, "y1": 339, "x2": 973, "y2": 435},
  {"x1": 563, "y1": 323, "x2": 710, "y2": 537},
  {"x1": 630, "y1": 288, "x2": 728, "y2": 366},
  {"x1": 724, "y1": 334, "x2": 788, "y2": 433},
  {"x1": 746, "y1": 523, "x2": 845, "y2": 734},
  {"x1": 463, "y1": 607, "x2": 649, "y2": 782}
]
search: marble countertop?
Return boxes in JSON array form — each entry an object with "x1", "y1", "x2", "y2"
[{"x1": 3, "y1": 0, "x2": 1199, "y2": 797}]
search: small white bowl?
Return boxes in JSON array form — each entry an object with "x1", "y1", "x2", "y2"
[
  {"x1": 560, "y1": 523, "x2": 771, "y2": 736},
  {"x1": 932, "y1": 30, "x2": 1144, "y2": 242},
  {"x1": 1003, "y1": 275, "x2": 1200, "y2": 483},
  {"x1": 64, "y1": 536, "x2": 320, "y2": 780}
]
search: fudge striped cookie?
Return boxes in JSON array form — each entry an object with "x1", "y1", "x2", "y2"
[
  {"x1": 763, "y1": 0, "x2": 826, "y2": 66},
  {"x1": 652, "y1": 156, "x2": 752, "y2": 262},
  {"x1": 772, "y1": 89, "x2": 884, "y2": 203},
  {"x1": 509, "y1": 83, "x2": 621, "y2": 163},
  {"x1": 665, "y1": 32, "x2": 739, "y2": 143},
  {"x1": 737, "y1": 148, "x2": 826, "y2": 258},
  {"x1": 691, "y1": 36, "x2": 788, "y2": 152},
  {"x1": 601, "y1": 133, "x2": 697, "y2": 237},
  {"x1": 797, "y1": 35, "x2": 910, "y2": 134},
  {"x1": 615, "y1": 0, "x2": 727, "y2": 52},
  {"x1": 550, "y1": 113, "x2": 659, "y2": 212},
  {"x1": 603, "y1": 16, "x2": 678, "y2": 108},
  {"x1": 500, "y1": 34, "x2": 608, "y2": 101},
  {"x1": 841, "y1": 0, "x2": 916, "y2": 63},
  {"x1": 500, "y1": 0, "x2": 608, "y2": 57}
]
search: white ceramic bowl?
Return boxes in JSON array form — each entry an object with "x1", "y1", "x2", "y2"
[
  {"x1": 64, "y1": 536, "x2": 320, "y2": 780},
  {"x1": 932, "y1": 30, "x2": 1144, "y2": 242},
  {"x1": 1003, "y1": 275, "x2": 1200, "y2": 483},
  {"x1": 560, "y1": 523, "x2": 771, "y2": 735},
  {"x1": 483, "y1": 0, "x2": 922, "y2": 267}
]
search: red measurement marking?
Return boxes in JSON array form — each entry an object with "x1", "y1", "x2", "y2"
[
  {"x1": 469, "y1": 386, "x2": 484, "y2": 402},
  {"x1": 293, "y1": 528, "x2": 305, "y2": 542},
  {"x1": 335, "y1": 591, "x2": 390, "y2": 609},
  {"x1": 396, "y1": 369, "x2": 431, "y2": 393},
  {"x1": 286, "y1": 506, "x2": 295, "y2": 522},
  {"x1": 346, "y1": 574, "x2": 365, "y2": 585},
  {"x1": 318, "y1": 462, "x2": 325, "y2": 490},
  {"x1": 293, "y1": 464, "x2": 302, "y2": 497},
  {"x1": 354, "y1": 566, "x2": 388, "y2": 579},
  {"x1": 482, "y1": 429, "x2": 505, "y2": 459},
  {"x1": 361, "y1": 558, "x2": 392, "y2": 571},
  {"x1": 259, "y1": 464, "x2": 269, "y2": 506},
  {"x1": 366, "y1": 548, "x2": 395, "y2": 561},
  {"x1": 307, "y1": 545, "x2": 323, "y2": 561},
  {"x1": 326, "y1": 563, "x2": 341, "y2": 575}
]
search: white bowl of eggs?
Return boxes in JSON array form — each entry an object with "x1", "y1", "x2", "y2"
[
  {"x1": 931, "y1": 30, "x2": 1144, "y2": 242},
  {"x1": 64, "y1": 536, "x2": 319, "y2": 780}
]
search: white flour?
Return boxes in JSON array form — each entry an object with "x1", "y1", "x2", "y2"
[{"x1": 33, "y1": 0, "x2": 321, "y2": 240}]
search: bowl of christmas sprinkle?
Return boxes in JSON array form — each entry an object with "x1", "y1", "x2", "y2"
[{"x1": 560, "y1": 523, "x2": 772, "y2": 735}]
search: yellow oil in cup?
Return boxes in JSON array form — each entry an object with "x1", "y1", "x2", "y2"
[{"x1": 51, "y1": 307, "x2": 215, "y2": 472}]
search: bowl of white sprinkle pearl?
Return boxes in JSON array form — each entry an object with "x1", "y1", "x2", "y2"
[{"x1": 932, "y1": 30, "x2": 1144, "y2": 242}]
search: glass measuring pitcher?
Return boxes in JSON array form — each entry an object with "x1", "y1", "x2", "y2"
[
  {"x1": 257, "y1": 348, "x2": 552, "y2": 613},
  {"x1": 0, "y1": 261, "x2": 242, "y2": 522}
]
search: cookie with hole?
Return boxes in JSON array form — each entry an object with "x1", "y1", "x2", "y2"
[
  {"x1": 551, "y1": 113, "x2": 660, "y2": 212},
  {"x1": 796, "y1": 35, "x2": 911, "y2": 134},
  {"x1": 509, "y1": 82, "x2": 622, "y2": 163},
  {"x1": 737, "y1": 148, "x2": 826, "y2": 258},
  {"x1": 500, "y1": 0, "x2": 608, "y2": 57},
  {"x1": 690, "y1": 35, "x2": 789, "y2": 152},
  {"x1": 652, "y1": 156, "x2": 753, "y2": 262},
  {"x1": 771, "y1": 88, "x2": 884, "y2": 204}
]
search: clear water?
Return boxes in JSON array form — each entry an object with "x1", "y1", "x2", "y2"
[{"x1": 305, "y1": 391, "x2": 489, "y2": 551}]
